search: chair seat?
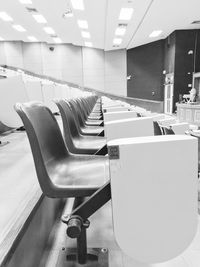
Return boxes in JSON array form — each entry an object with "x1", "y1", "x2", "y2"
[
  {"x1": 49, "y1": 155, "x2": 109, "y2": 188},
  {"x1": 86, "y1": 120, "x2": 103, "y2": 126},
  {"x1": 73, "y1": 136, "x2": 106, "y2": 151},
  {"x1": 81, "y1": 126, "x2": 103, "y2": 135}
]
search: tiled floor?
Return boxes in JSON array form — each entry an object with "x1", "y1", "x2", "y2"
[{"x1": 41, "y1": 200, "x2": 200, "y2": 267}]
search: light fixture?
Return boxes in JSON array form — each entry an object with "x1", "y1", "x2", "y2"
[
  {"x1": 113, "y1": 38, "x2": 122, "y2": 45},
  {"x1": 43, "y1": 27, "x2": 55, "y2": 34},
  {"x1": 71, "y1": 0, "x2": 84, "y2": 10},
  {"x1": 149, "y1": 30, "x2": 163, "y2": 38},
  {"x1": 81, "y1": 31, "x2": 90, "y2": 38},
  {"x1": 32, "y1": 14, "x2": 47, "y2": 23},
  {"x1": 12, "y1": 24, "x2": 26, "y2": 32},
  {"x1": 19, "y1": 0, "x2": 32, "y2": 4},
  {"x1": 0, "y1": 36, "x2": 4, "y2": 41},
  {"x1": 85, "y1": 41, "x2": 92, "y2": 47},
  {"x1": 27, "y1": 36, "x2": 38, "y2": 42},
  {"x1": 53, "y1": 37, "x2": 62, "y2": 43},
  {"x1": 119, "y1": 8, "x2": 133, "y2": 20},
  {"x1": 0, "y1": 12, "x2": 13, "y2": 22},
  {"x1": 77, "y1": 20, "x2": 88, "y2": 29},
  {"x1": 115, "y1": 27, "x2": 126, "y2": 36}
]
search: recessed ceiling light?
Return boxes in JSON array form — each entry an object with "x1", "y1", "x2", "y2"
[
  {"x1": 43, "y1": 27, "x2": 55, "y2": 34},
  {"x1": 71, "y1": 0, "x2": 84, "y2": 10},
  {"x1": 77, "y1": 20, "x2": 88, "y2": 29},
  {"x1": 113, "y1": 38, "x2": 122, "y2": 45},
  {"x1": 12, "y1": 24, "x2": 26, "y2": 32},
  {"x1": 85, "y1": 41, "x2": 92, "y2": 47},
  {"x1": 81, "y1": 31, "x2": 90, "y2": 38},
  {"x1": 53, "y1": 37, "x2": 62, "y2": 43},
  {"x1": 32, "y1": 14, "x2": 47, "y2": 23},
  {"x1": 19, "y1": 0, "x2": 32, "y2": 4},
  {"x1": 119, "y1": 8, "x2": 133, "y2": 20},
  {"x1": 28, "y1": 36, "x2": 38, "y2": 42},
  {"x1": 0, "y1": 12, "x2": 13, "y2": 22},
  {"x1": 149, "y1": 30, "x2": 163, "y2": 38},
  {"x1": 0, "y1": 36, "x2": 4, "y2": 41},
  {"x1": 115, "y1": 27, "x2": 126, "y2": 36}
]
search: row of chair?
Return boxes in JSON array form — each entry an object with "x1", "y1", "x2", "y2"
[{"x1": 14, "y1": 94, "x2": 198, "y2": 265}]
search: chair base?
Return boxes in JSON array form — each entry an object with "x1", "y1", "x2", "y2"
[{"x1": 57, "y1": 248, "x2": 108, "y2": 266}]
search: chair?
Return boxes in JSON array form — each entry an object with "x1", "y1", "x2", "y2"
[
  {"x1": 68, "y1": 99, "x2": 104, "y2": 136},
  {"x1": 15, "y1": 101, "x2": 110, "y2": 264},
  {"x1": 153, "y1": 121, "x2": 163, "y2": 135},
  {"x1": 71, "y1": 99, "x2": 103, "y2": 127},
  {"x1": 55, "y1": 99, "x2": 106, "y2": 154},
  {"x1": 161, "y1": 126, "x2": 175, "y2": 135}
]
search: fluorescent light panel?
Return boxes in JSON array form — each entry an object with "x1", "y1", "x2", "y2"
[
  {"x1": 12, "y1": 24, "x2": 26, "y2": 32},
  {"x1": 113, "y1": 38, "x2": 122, "y2": 45},
  {"x1": 119, "y1": 8, "x2": 133, "y2": 20},
  {"x1": 81, "y1": 31, "x2": 90, "y2": 38},
  {"x1": 28, "y1": 36, "x2": 38, "y2": 42},
  {"x1": 71, "y1": 0, "x2": 84, "y2": 10},
  {"x1": 149, "y1": 30, "x2": 163, "y2": 38},
  {"x1": 85, "y1": 41, "x2": 92, "y2": 47},
  {"x1": 19, "y1": 0, "x2": 32, "y2": 4},
  {"x1": 53, "y1": 37, "x2": 62, "y2": 43},
  {"x1": 32, "y1": 14, "x2": 47, "y2": 23},
  {"x1": 77, "y1": 20, "x2": 88, "y2": 29},
  {"x1": 43, "y1": 27, "x2": 55, "y2": 34},
  {"x1": 0, "y1": 12, "x2": 13, "y2": 21},
  {"x1": 115, "y1": 27, "x2": 126, "y2": 36}
]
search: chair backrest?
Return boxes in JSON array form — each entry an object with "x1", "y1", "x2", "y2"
[
  {"x1": 15, "y1": 102, "x2": 68, "y2": 196},
  {"x1": 162, "y1": 126, "x2": 175, "y2": 135},
  {"x1": 153, "y1": 121, "x2": 163, "y2": 135},
  {"x1": 69, "y1": 100, "x2": 86, "y2": 128},
  {"x1": 58, "y1": 100, "x2": 80, "y2": 138},
  {"x1": 54, "y1": 99, "x2": 79, "y2": 152}
]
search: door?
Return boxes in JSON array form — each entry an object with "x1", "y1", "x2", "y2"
[{"x1": 164, "y1": 73, "x2": 174, "y2": 114}]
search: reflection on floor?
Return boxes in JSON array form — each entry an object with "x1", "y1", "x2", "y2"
[{"x1": 39, "y1": 200, "x2": 200, "y2": 267}]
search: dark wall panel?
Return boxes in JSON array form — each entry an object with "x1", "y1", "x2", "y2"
[{"x1": 127, "y1": 40, "x2": 164, "y2": 101}]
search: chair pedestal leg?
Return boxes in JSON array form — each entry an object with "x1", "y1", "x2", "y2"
[{"x1": 77, "y1": 222, "x2": 87, "y2": 264}]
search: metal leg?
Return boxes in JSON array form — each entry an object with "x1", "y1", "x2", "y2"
[
  {"x1": 62, "y1": 182, "x2": 111, "y2": 265},
  {"x1": 77, "y1": 225, "x2": 87, "y2": 264}
]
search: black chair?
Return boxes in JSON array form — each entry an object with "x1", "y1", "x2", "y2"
[
  {"x1": 161, "y1": 126, "x2": 175, "y2": 135},
  {"x1": 15, "y1": 102, "x2": 109, "y2": 197},
  {"x1": 153, "y1": 121, "x2": 163, "y2": 135},
  {"x1": 15, "y1": 101, "x2": 110, "y2": 264},
  {"x1": 55, "y1": 99, "x2": 107, "y2": 154},
  {"x1": 71, "y1": 99, "x2": 104, "y2": 127},
  {"x1": 69, "y1": 99, "x2": 104, "y2": 136}
]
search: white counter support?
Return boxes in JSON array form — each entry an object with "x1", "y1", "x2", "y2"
[
  {"x1": 104, "y1": 110, "x2": 137, "y2": 122},
  {"x1": 108, "y1": 135, "x2": 198, "y2": 264},
  {"x1": 105, "y1": 117, "x2": 154, "y2": 141}
]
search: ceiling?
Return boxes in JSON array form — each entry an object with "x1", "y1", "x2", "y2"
[{"x1": 0, "y1": 0, "x2": 200, "y2": 51}]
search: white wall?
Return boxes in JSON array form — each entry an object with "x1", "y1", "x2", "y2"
[
  {"x1": 105, "y1": 49, "x2": 127, "y2": 96},
  {"x1": 82, "y1": 47, "x2": 105, "y2": 92},
  {"x1": 0, "y1": 41, "x2": 127, "y2": 96},
  {"x1": 22, "y1": 43, "x2": 43, "y2": 75}
]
